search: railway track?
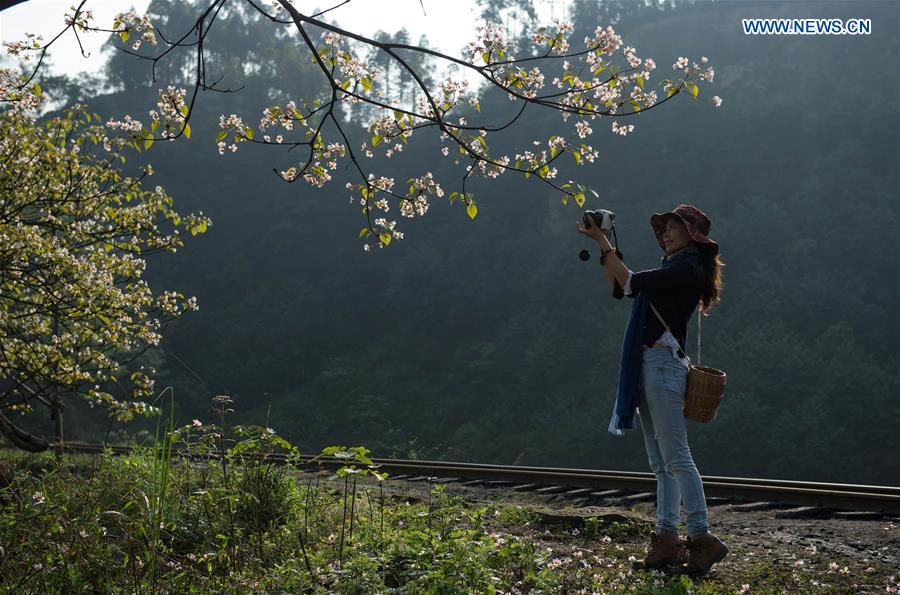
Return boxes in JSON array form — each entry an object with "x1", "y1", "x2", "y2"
[{"x1": 15, "y1": 442, "x2": 900, "y2": 517}]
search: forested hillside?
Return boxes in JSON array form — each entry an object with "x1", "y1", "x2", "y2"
[{"x1": 21, "y1": 0, "x2": 899, "y2": 485}]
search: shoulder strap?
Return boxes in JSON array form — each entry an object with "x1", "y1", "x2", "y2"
[
  {"x1": 697, "y1": 302, "x2": 702, "y2": 365},
  {"x1": 648, "y1": 299, "x2": 703, "y2": 364},
  {"x1": 647, "y1": 300, "x2": 669, "y2": 332}
]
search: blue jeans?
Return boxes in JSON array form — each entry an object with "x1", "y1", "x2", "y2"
[{"x1": 637, "y1": 348, "x2": 709, "y2": 537}]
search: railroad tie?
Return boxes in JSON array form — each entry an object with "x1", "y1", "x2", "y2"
[
  {"x1": 563, "y1": 488, "x2": 595, "y2": 497},
  {"x1": 590, "y1": 489, "x2": 630, "y2": 499},
  {"x1": 730, "y1": 501, "x2": 788, "y2": 512},
  {"x1": 774, "y1": 506, "x2": 837, "y2": 519},
  {"x1": 535, "y1": 486, "x2": 568, "y2": 494}
]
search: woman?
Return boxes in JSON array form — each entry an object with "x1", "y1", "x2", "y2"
[{"x1": 576, "y1": 203, "x2": 728, "y2": 577}]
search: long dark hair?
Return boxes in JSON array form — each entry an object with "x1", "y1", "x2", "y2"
[{"x1": 695, "y1": 243, "x2": 724, "y2": 315}]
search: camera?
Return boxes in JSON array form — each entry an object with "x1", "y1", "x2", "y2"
[{"x1": 582, "y1": 208, "x2": 615, "y2": 232}]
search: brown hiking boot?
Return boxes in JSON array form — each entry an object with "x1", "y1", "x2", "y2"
[
  {"x1": 642, "y1": 531, "x2": 687, "y2": 568},
  {"x1": 680, "y1": 532, "x2": 728, "y2": 576}
]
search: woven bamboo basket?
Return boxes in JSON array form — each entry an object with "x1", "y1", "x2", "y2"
[{"x1": 683, "y1": 364, "x2": 727, "y2": 422}]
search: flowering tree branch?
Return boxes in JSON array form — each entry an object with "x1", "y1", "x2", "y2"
[
  {"x1": 2, "y1": 0, "x2": 723, "y2": 254},
  {"x1": 0, "y1": 82, "x2": 211, "y2": 449}
]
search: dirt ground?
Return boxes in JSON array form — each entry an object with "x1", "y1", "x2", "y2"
[{"x1": 373, "y1": 475, "x2": 900, "y2": 592}]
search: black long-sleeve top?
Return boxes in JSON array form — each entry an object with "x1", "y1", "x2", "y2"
[{"x1": 614, "y1": 259, "x2": 704, "y2": 353}]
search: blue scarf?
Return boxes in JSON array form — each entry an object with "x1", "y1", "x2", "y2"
[{"x1": 607, "y1": 247, "x2": 702, "y2": 437}]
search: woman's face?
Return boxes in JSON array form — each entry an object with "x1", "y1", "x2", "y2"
[{"x1": 660, "y1": 217, "x2": 693, "y2": 254}]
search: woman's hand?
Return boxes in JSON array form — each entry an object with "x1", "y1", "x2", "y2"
[{"x1": 576, "y1": 217, "x2": 611, "y2": 243}]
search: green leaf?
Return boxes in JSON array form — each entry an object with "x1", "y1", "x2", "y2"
[
  {"x1": 574, "y1": 192, "x2": 586, "y2": 207},
  {"x1": 341, "y1": 79, "x2": 351, "y2": 90},
  {"x1": 561, "y1": 195, "x2": 569, "y2": 206},
  {"x1": 482, "y1": 52, "x2": 490, "y2": 64},
  {"x1": 379, "y1": 232, "x2": 392, "y2": 245},
  {"x1": 572, "y1": 150, "x2": 582, "y2": 164},
  {"x1": 183, "y1": 122, "x2": 191, "y2": 139},
  {"x1": 359, "y1": 227, "x2": 370, "y2": 239},
  {"x1": 144, "y1": 136, "x2": 154, "y2": 150},
  {"x1": 635, "y1": 76, "x2": 644, "y2": 90},
  {"x1": 361, "y1": 76, "x2": 372, "y2": 91},
  {"x1": 372, "y1": 134, "x2": 382, "y2": 147},
  {"x1": 121, "y1": 29, "x2": 130, "y2": 43},
  {"x1": 667, "y1": 87, "x2": 679, "y2": 98},
  {"x1": 244, "y1": 127, "x2": 255, "y2": 140},
  {"x1": 466, "y1": 203, "x2": 478, "y2": 220},
  {"x1": 216, "y1": 129, "x2": 227, "y2": 142},
  {"x1": 151, "y1": 119, "x2": 159, "y2": 132},
  {"x1": 32, "y1": 83, "x2": 41, "y2": 96},
  {"x1": 688, "y1": 82, "x2": 699, "y2": 97}
]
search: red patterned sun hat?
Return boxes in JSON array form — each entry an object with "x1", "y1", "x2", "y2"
[{"x1": 650, "y1": 204, "x2": 719, "y2": 254}]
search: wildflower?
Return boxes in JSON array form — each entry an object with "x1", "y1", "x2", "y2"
[{"x1": 192, "y1": 419, "x2": 202, "y2": 428}]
